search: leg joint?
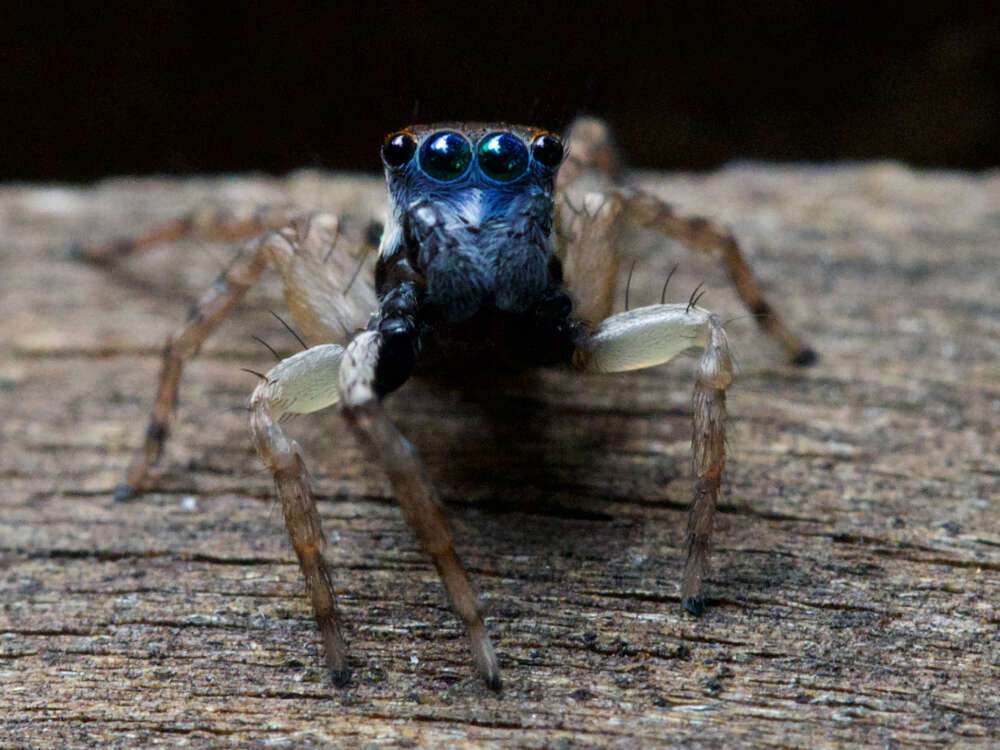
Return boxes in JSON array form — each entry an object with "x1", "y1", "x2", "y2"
[{"x1": 696, "y1": 318, "x2": 734, "y2": 390}]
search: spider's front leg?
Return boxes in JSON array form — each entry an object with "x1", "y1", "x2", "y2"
[
  {"x1": 337, "y1": 324, "x2": 502, "y2": 690},
  {"x1": 249, "y1": 285, "x2": 501, "y2": 688},
  {"x1": 70, "y1": 203, "x2": 303, "y2": 264},
  {"x1": 573, "y1": 303, "x2": 733, "y2": 615},
  {"x1": 249, "y1": 343, "x2": 350, "y2": 684},
  {"x1": 616, "y1": 188, "x2": 816, "y2": 366},
  {"x1": 558, "y1": 116, "x2": 815, "y2": 365},
  {"x1": 106, "y1": 209, "x2": 376, "y2": 500}
]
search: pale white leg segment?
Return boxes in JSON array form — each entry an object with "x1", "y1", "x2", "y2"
[
  {"x1": 555, "y1": 115, "x2": 815, "y2": 366},
  {"x1": 574, "y1": 303, "x2": 733, "y2": 614},
  {"x1": 249, "y1": 343, "x2": 349, "y2": 684},
  {"x1": 253, "y1": 344, "x2": 346, "y2": 416}
]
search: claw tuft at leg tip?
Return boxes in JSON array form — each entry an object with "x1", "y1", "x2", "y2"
[
  {"x1": 791, "y1": 348, "x2": 818, "y2": 367},
  {"x1": 469, "y1": 626, "x2": 502, "y2": 691},
  {"x1": 329, "y1": 666, "x2": 352, "y2": 688},
  {"x1": 113, "y1": 483, "x2": 136, "y2": 503},
  {"x1": 483, "y1": 668, "x2": 503, "y2": 692},
  {"x1": 683, "y1": 596, "x2": 706, "y2": 617}
]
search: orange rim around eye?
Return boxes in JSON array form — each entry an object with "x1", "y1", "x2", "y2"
[{"x1": 382, "y1": 131, "x2": 417, "y2": 169}]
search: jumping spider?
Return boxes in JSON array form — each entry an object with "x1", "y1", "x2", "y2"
[{"x1": 75, "y1": 117, "x2": 815, "y2": 690}]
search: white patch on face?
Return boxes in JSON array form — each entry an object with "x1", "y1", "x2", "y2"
[
  {"x1": 379, "y1": 211, "x2": 403, "y2": 258},
  {"x1": 454, "y1": 188, "x2": 484, "y2": 229}
]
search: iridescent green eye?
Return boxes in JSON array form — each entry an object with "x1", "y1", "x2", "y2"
[
  {"x1": 419, "y1": 131, "x2": 473, "y2": 182},
  {"x1": 477, "y1": 132, "x2": 529, "y2": 182}
]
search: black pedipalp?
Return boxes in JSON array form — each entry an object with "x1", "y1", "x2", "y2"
[
  {"x1": 370, "y1": 281, "x2": 422, "y2": 397},
  {"x1": 520, "y1": 287, "x2": 585, "y2": 366}
]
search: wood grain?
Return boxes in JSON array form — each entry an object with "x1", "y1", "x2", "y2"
[{"x1": 1, "y1": 166, "x2": 997, "y2": 748}]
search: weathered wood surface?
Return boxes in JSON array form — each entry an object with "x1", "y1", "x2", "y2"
[{"x1": 0, "y1": 166, "x2": 997, "y2": 749}]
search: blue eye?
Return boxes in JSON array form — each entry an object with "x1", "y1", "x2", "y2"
[
  {"x1": 477, "y1": 132, "x2": 529, "y2": 182},
  {"x1": 419, "y1": 131, "x2": 473, "y2": 182}
]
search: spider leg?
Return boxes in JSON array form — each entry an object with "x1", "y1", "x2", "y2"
[
  {"x1": 554, "y1": 190, "x2": 625, "y2": 326},
  {"x1": 69, "y1": 203, "x2": 303, "y2": 264},
  {"x1": 249, "y1": 344, "x2": 350, "y2": 685},
  {"x1": 615, "y1": 187, "x2": 816, "y2": 366},
  {"x1": 555, "y1": 115, "x2": 814, "y2": 366},
  {"x1": 573, "y1": 303, "x2": 734, "y2": 615},
  {"x1": 551, "y1": 118, "x2": 631, "y2": 326},
  {"x1": 116, "y1": 211, "x2": 372, "y2": 500},
  {"x1": 556, "y1": 116, "x2": 622, "y2": 194},
  {"x1": 338, "y1": 331, "x2": 502, "y2": 690}
]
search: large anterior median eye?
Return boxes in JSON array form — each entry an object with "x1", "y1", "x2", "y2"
[
  {"x1": 477, "y1": 132, "x2": 529, "y2": 182},
  {"x1": 419, "y1": 131, "x2": 473, "y2": 181},
  {"x1": 381, "y1": 132, "x2": 417, "y2": 169},
  {"x1": 531, "y1": 133, "x2": 564, "y2": 170}
]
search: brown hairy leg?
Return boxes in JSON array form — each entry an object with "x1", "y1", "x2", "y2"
[
  {"x1": 573, "y1": 303, "x2": 733, "y2": 614},
  {"x1": 553, "y1": 118, "x2": 626, "y2": 326},
  {"x1": 69, "y1": 203, "x2": 303, "y2": 264},
  {"x1": 556, "y1": 115, "x2": 815, "y2": 365},
  {"x1": 554, "y1": 190, "x2": 626, "y2": 327},
  {"x1": 249, "y1": 343, "x2": 350, "y2": 684},
  {"x1": 686, "y1": 372, "x2": 728, "y2": 613},
  {"x1": 617, "y1": 187, "x2": 816, "y2": 365},
  {"x1": 556, "y1": 116, "x2": 623, "y2": 194},
  {"x1": 79, "y1": 198, "x2": 381, "y2": 678},
  {"x1": 338, "y1": 332, "x2": 501, "y2": 690},
  {"x1": 113, "y1": 211, "x2": 359, "y2": 500}
]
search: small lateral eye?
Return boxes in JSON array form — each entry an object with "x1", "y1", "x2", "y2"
[
  {"x1": 419, "y1": 131, "x2": 473, "y2": 182},
  {"x1": 531, "y1": 134, "x2": 564, "y2": 170},
  {"x1": 477, "y1": 132, "x2": 529, "y2": 182},
  {"x1": 381, "y1": 132, "x2": 417, "y2": 169}
]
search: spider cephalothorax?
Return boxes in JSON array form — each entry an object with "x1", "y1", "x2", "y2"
[
  {"x1": 378, "y1": 124, "x2": 563, "y2": 319},
  {"x1": 370, "y1": 124, "x2": 581, "y2": 390},
  {"x1": 76, "y1": 117, "x2": 816, "y2": 690}
]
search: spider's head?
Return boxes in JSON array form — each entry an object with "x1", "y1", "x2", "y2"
[{"x1": 376, "y1": 123, "x2": 566, "y2": 321}]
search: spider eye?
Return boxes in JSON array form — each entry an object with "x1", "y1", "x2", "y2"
[
  {"x1": 477, "y1": 132, "x2": 529, "y2": 183},
  {"x1": 382, "y1": 132, "x2": 417, "y2": 169},
  {"x1": 531, "y1": 134, "x2": 564, "y2": 170},
  {"x1": 419, "y1": 131, "x2": 473, "y2": 182}
]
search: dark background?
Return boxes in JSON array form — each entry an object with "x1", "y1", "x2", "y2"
[{"x1": 4, "y1": 3, "x2": 999, "y2": 182}]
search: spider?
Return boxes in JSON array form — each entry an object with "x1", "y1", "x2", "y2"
[{"x1": 74, "y1": 117, "x2": 815, "y2": 690}]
